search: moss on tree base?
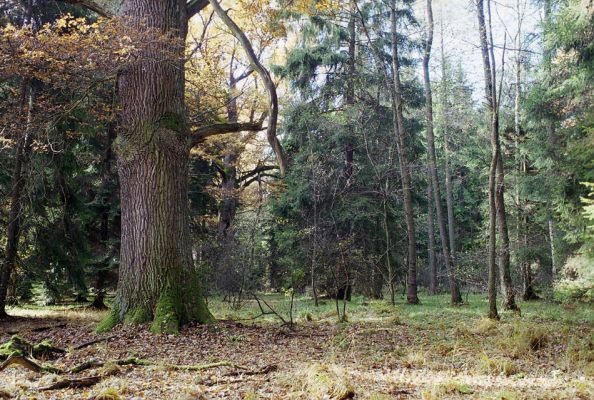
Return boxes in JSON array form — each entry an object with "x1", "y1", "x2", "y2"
[
  {"x1": 95, "y1": 309, "x2": 120, "y2": 333},
  {"x1": 95, "y1": 283, "x2": 212, "y2": 334}
]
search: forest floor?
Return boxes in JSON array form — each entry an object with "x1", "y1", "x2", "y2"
[{"x1": 0, "y1": 293, "x2": 592, "y2": 399}]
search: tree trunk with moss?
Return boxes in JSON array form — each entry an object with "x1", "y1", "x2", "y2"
[{"x1": 97, "y1": 0, "x2": 210, "y2": 333}]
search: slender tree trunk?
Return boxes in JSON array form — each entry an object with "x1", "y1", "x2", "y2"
[
  {"x1": 217, "y1": 80, "x2": 239, "y2": 240},
  {"x1": 0, "y1": 82, "x2": 34, "y2": 318},
  {"x1": 390, "y1": 0, "x2": 418, "y2": 304},
  {"x1": 92, "y1": 121, "x2": 116, "y2": 310},
  {"x1": 344, "y1": 5, "x2": 356, "y2": 183},
  {"x1": 543, "y1": 0, "x2": 557, "y2": 285},
  {"x1": 383, "y1": 179, "x2": 396, "y2": 305},
  {"x1": 311, "y1": 159, "x2": 319, "y2": 306},
  {"x1": 355, "y1": 0, "x2": 417, "y2": 303},
  {"x1": 424, "y1": 0, "x2": 461, "y2": 303},
  {"x1": 428, "y1": 182, "x2": 437, "y2": 295},
  {"x1": 439, "y1": 28, "x2": 458, "y2": 269},
  {"x1": 487, "y1": 0, "x2": 518, "y2": 311},
  {"x1": 98, "y1": 0, "x2": 210, "y2": 333},
  {"x1": 549, "y1": 218, "x2": 556, "y2": 279},
  {"x1": 513, "y1": 0, "x2": 536, "y2": 302},
  {"x1": 496, "y1": 160, "x2": 518, "y2": 309},
  {"x1": 477, "y1": 0, "x2": 499, "y2": 319}
]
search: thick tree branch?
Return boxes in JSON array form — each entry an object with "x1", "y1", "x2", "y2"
[
  {"x1": 187, "y1": 0, "x2": 210, "y2": 19},
  {"x1": 191, "y1": 122, "x2": 265, "y2": 146},
  {"x1": 58, "y1": 0, "x2": 123, "y2": 17},
  {"x1": 238, "y1": 165, "x2": 278, "y2": 183},
  {"x1": 60, "y1": 0, "x2": 208, "y2": 18},
  {"x1": 242, "y1": 173, "x2": 277, "y2": 188},
  {"x1": 208, "y1": 0, "x2": 288, "y2": 177}
]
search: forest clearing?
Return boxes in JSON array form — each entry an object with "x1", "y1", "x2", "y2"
[
  {"x1": 1, "y1": 294, "x2": 593, "y2": 399},
  {"x1": 1, "y1": 0, "x2": 593, "y2": 398}
]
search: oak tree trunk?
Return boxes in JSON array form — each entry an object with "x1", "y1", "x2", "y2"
[{"x1": 98, "y1": 0, "x2": 210, "y2": 333}]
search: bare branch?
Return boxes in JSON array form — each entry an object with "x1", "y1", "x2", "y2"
[
  {"x1": 238, "y1": 165, "x2": 278, "y2": 183},
  {"x1": 208, "y1": 0, "x2": 287, "y2": 176}
]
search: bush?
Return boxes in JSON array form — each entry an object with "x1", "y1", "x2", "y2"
[{"x1": 554, "y1": 254, "x2": 594, "y2": 303}]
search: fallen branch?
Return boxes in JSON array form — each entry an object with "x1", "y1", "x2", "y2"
[
  {"x1": 0, "y1": 355, "x2": 64, "y2": 374},
  {"x1": 172, "y1": 360, "x2": 247, "y2": 371},
  {"x1": 37, "y1": 375, "x2": 103, "y2": 391},
  {"x1": 224, "y1": 364, "x2": 277, "y2": 376},
  {"x1": 250, "y1": 293, "x2": 295, "y2": 330},
  {"x1": 72, "y1": 335, "x2": 115, "y2": 350},
  {"x1": 0, "y1": 355, "x2": 41, "y2": 373},
  {"x1": 6, "y1": 323, "x2": 67, "y2": 335},
  {"x1": 70, "y1": 356, "x2": 150, "y2": 373}
]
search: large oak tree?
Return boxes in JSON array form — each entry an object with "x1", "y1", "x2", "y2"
[{"x1": 52, "y1": 0, "x2": 283, "y2": 333}]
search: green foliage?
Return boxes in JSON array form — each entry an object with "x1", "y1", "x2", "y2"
[{"x1": 555, "y1": 254, "x2": 594, "y2": 302}]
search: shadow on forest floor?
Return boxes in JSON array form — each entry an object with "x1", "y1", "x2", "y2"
[{"x1": 0, "y1": 293, "x2": 592, "y2": 399}]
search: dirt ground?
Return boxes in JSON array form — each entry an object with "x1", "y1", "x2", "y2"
[{"x1": 0, "y1": 295, "x2": 593, "y2": 399}]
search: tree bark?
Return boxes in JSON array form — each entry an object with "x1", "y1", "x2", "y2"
[
  {"x1": 487, "y1": 0, "x2": 518, "y2": 311},
  {"x1": 0, "y1": 0, "x2": 36, "y2": 319},
  {"x1": 0, "y1": 82, "x2": 35, "y2": 318},
  {"x1": 496, "y1": 155, "x2": 518, "y2": 309},
  {"x1": 217, "y1": 55, "x2": 240, "y2": 241},
  {"x1": 423, "y1": 0, "x2": 461, "y2": 304},
  {"x1": 92, "y1": 121, "x2": 117, "y2": 310},
  {"x1": 383, "y1": 179, "x2": 396, "y2": 305},
  {"x1": 439, "y1": 27, "x2": 458, "y2": 272},
  {"x1": 390, "y1": 0, "x2": 418, "y2": 304},
  {"x1": 97, "y1": 0, "x2": 211, "y2": 333},
  {"x1": 549, "y1": 218, "x2": 556, "y2": 279},
  {"x1": 344, "y1": 5, "x2": 356, "y2": 184},
  {"x1": 427, "y1": 182, "x2": 437, "y2": 295},
  {"x1": 476, "y1": 0, "x2": 499, "y2": 319}
]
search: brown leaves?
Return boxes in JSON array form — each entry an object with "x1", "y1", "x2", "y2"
[{"x1": 0, "y1": 14, "x2": 179, "y2": 88}]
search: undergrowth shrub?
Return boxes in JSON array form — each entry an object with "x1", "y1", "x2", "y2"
[
  {"x1": 281, "y1": 363, "x2": 355, "y2": 400},
  {"x1": 479, "y1": 354, "x2": 518, "y2": 376},
  {"x1": 498, "y1": 322, "x2": 549, "y2": 358}
]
